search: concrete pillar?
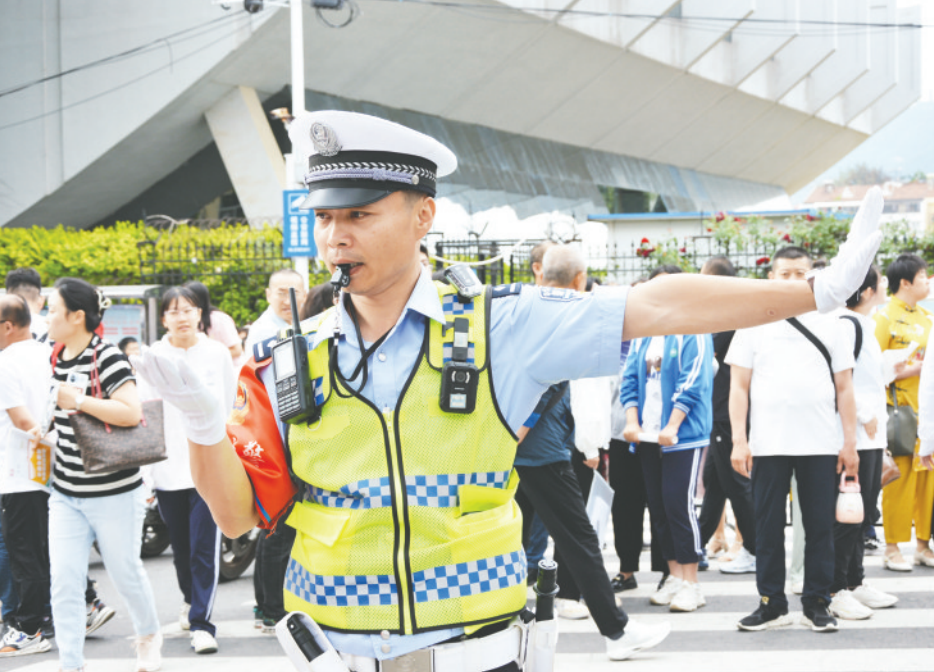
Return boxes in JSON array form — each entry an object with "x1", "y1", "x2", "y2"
[{"x1": 205, "y1": 86, "x2": 285, "y2": 222}]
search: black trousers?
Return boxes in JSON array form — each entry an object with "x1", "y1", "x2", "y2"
[
  {"x1": 156, "y1": 488, "x2": 221, "y2": 635},
  {"x1": 752, "y1": 454, "x2": 837, "y2": 610},
  {"x1": 639, "y1": 444, "x2": 703, "y2": 565},
  {"x1": 0, "y1": 491, "x2": 50, "y2": 634},
  {"x1": 832, "y1": 449, "x2": 882, "y2": 593},
  {"x1": 697, "y1": 420, "x2": 756, "y2": 554},
  {"x1": 515, "y1": 461, "x2": 628, "y2": 638},
  {"x1": 608, "y1": 439, "x2": 665, "y2": 575},
  {"x1": 253, "y1": 506, "x2": 296, "y2": 622},
  {"x1": 570, "y1": 448, "x2": 594, "y2": 501}
]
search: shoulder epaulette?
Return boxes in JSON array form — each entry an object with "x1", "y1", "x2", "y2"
[
  {"x1": 491, "y1": 283, "x2": 523, "y2": 299},
  {"x1": 253, "y1": 336, "x2": 276, "y2": 363}
]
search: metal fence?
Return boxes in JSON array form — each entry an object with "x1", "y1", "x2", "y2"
[
  {"x1": 585, "y1": 235, "x2": 785, "y2": 285},
  {"x1": 137, "y1": 233, "x2": 785, "y2": 320}
]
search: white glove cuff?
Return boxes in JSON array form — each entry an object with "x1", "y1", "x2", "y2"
[{"x1": 185, "y1": 414, "x2": 230, "y2": 446}]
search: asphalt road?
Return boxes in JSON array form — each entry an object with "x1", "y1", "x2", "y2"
[{"x1": 0, "y1": 527, "x2": 932, "y2": 672}]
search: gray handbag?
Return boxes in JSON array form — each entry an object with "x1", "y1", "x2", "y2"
[
  {"x1": 886, "y1": 386, "x2": 917, "y2": 458},
  {"x1": 69, "y1": 348, "x2": 167, "y2": 474}
]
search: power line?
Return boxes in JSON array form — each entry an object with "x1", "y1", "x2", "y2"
[
  {"x1": 0, "y1": 21, "x2": 255, "y2": 132},
  {"x1": 0, "y1": 13, "x2": 247, "y2": 99},
  {"x1": 367, "y1": 0, "x2": 930, "y2": 30}
]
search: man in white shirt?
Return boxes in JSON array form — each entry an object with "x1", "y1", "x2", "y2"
[
  {"x1": 0, "y1": 294, "x2": 53, "y2": 656},
  {"x1": 243, "y1": 269, "x2": 307, "y2": 356},
  {"x1": 727, "y1": 246, "x2": 859, "y2": 633}
]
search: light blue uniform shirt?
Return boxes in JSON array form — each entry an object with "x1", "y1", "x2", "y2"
[{"x1": 268, "y1": 268, "x2": 628, "y2": 659}]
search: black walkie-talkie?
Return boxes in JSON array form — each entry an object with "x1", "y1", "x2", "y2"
[{"x1": 272, "y1": 287, "x2": 319, "y2": 425}]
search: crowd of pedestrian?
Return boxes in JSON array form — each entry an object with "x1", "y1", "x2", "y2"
[{"x1": 0, "y1": 240, "x2": 932, "y2": 670}]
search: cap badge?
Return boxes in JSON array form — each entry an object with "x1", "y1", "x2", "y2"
[{"x1": 310, "y1": 122, "x2": 342, "y2": 157}]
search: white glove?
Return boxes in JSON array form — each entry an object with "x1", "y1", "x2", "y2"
[
  {"x1": 811, "y1": 186, "x2": 884, "y2": 313},
  {"x1": 131, "y1": 348, "x2": 228, "y2": 445}
]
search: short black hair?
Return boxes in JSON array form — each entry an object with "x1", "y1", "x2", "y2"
[
  {"x1": 118, "y1": 336, "x2": 139, "y2": 353},
  {"x1": 299, "y1": 282, "x2": 335, "y2": 320},
  {"x1": 419, "y1": 242, "x2": 429, "y2": 256},
  {"x1": 160, "y1": 286, "x2": 201, "y2": 320},
  {"x1": 4, "y1": 267, "x2": 41, "y2": 292},
  {"x1": 886, "y1": 253, "x2": 927, "y2": 294},
  {"x1": 649, "y1": 265, "x2": 683, "y2": 280},
  {"x1": 183, "y1": 281, "x2": 214, "y2": 332},
  {"x1": 0, "y1": 294, "x2": 31, "y2": 328},
  {"x1": 702, "y1": 256, "x2": 736, "y2": 277},
  {"x1": 846, "y1": 265, "x2": 880, "y2": 308},
  {"x1": 773, "y1": 245, "x2": 811, "y2": 263}
]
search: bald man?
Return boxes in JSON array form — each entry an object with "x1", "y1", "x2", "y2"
[{"x1": 513, "y1": 244, "x2": 622, "y2": 629}]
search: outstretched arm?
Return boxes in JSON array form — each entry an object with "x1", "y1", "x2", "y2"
[{"x1": 623, "y1": 275, "x2": 814, "y2": 340}]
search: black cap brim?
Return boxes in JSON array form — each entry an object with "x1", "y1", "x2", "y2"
[{"x1": 298, "y1": 187, "x2": 394, "y2": 210}]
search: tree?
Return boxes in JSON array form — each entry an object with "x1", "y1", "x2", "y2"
[{"x1": 835, "y1": 163, "x2": 892, "y2": 186}]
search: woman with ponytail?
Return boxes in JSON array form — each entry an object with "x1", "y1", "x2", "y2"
[{"x1": 45, "y1": 278, "x2": 162, "y2": 672}]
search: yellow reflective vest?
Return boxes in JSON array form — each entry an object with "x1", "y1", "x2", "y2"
[{"x1": 282, "y1": 282, "x2": 526, "y2": 635}]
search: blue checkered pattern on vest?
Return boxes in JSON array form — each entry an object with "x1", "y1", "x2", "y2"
[
  {"x1": 412, "y1": 550, "x2": 527, "y2": 603},
  {"x1": 441, "y1": 294, "x2": 474, "y2": 315},
  {"x1": 405, "y1": 471, "x2": 510, "y2": 507},
  {"x1": 312, "y1": 377, "x2": 325, "y2": 406},
  {"x1": 284, "y1": 558, "x2": 398, "y2": 607},
  {"x1": 306, "y1": 477, "x2": 392, "y2": 509}
]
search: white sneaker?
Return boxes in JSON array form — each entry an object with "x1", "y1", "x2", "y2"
[
  {"x1": 556, "y1": 598, "x2": 589, "y2": 620},
  {"x1": 669, "y1": 581, "x2": 704, "y2": 612},
  {"x1": 649, "y1": 575, "x2": 682, "y2": 606},
  {"x1": 851, "y1": 582, "x2": 898, "y2": 609},
  {"x1": 191, "y1": 630, "x2": 218, "y2": 654},
  {"x1": 605, "y1": 619, "x2": 671, "y2": 661},
  {"x1": 0, "y1": 627, "x2": 52, "y2": 657},
  {"x1": 719, "y1": 547, "x2": 756, "y2": 574},
  {"x1": 790, "y1": 579, "x2": 804, "y2": 595},
  {"x1": 135, "y1": 631, "x2": 163, "y2": 672},
  {"x1": 829, "y1": 589, "x2": 873, "y2": 620},
  {"x1": 179, "y1": 604, "x2": 190, "y2": 631}
]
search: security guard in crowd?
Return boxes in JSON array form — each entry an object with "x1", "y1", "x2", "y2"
[{"x1": 134, "y1": 111, "x2": 884, "y2": 671}]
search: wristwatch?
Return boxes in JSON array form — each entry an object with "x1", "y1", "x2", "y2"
[{"x1": 74, "y1": 393, "x2": 86, "y2": 412}]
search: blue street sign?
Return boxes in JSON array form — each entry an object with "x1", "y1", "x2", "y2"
[{"x1": 282, "y1": 190, "x2": 316, "y2": 258}]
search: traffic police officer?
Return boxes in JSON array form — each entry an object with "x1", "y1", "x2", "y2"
[{"x1": 134, "y1": 111, "x2": 885, "y2": 670}]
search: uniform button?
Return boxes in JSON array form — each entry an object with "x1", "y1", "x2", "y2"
[
  {"x1": 378, "y1": 353, "x2": 387, "y2": 362},
  {"x1": 381, "y1": 644, "x2": 391, "y2": 654},
  {"x1": 380, "y1": 630, "x2": 390, "y2": 640}
]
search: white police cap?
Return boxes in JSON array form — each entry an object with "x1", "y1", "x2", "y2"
[{"x1": 289, "y1": 110, "x2": 457, "y2": 210}]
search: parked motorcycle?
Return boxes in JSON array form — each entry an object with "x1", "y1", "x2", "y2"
[{"x1": 140, "y1": 493, "x2": 259, "y2": 582}]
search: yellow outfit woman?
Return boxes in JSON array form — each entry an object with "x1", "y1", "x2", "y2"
[{"x1": 874, "y1": 296, "x2": 934, "y2": 544}]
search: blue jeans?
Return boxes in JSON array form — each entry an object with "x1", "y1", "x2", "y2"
[
  {"x1": 49, "y1": 487, "x2": 160, "y2": 670},
  {"x1": 0, "y1": 514, "x2": 19, "y2": 623}
]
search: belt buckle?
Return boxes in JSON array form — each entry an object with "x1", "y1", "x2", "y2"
[{"x1": 381, "y1": 648, "x2": 432, "y2": 672}]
